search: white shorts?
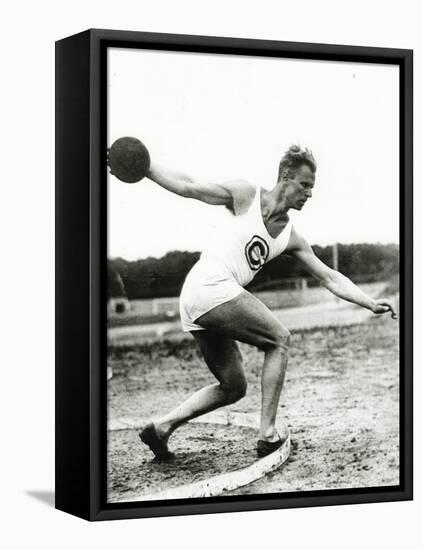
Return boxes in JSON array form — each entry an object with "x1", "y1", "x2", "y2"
[{"x1": 179, "y1": 261, "x2": 244, "y2": 332}]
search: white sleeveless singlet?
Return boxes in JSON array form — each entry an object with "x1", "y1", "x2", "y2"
[{"x1": 179, "y1": 185, "x2": 293, "y2": 331}]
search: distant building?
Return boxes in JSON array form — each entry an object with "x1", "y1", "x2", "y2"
[
  {"x1": 129, "y1": 297, "x2": 179, "y2": 318},
  {"x1": 152, "y1": 297, "x2": 180, "y2": 317}
]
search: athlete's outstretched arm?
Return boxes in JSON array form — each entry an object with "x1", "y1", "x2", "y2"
[
  {"x1": 287, "y1": 228, "x2": 397, "y2": 319},
  {"x1": 147, "y1": 162, "x2": 234, "y2": 206}
]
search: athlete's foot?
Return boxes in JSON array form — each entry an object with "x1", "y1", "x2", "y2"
[
  {"x1": 257, "y1": 437, "x2": 284, "y2": 457},
  {"x1": 257, "y1": 425, "x2": 289, "y2": 457},
  {"x1": 259, "y1": 428, "x2": 280, "y2": 443},
  {"x1": 152, "y1": 420, "x2": 173, "y2": 445},
  {"x1": 139, "y1": 422, "x2": 175, "y2": 461}
]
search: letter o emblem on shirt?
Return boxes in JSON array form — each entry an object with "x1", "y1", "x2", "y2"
[{"x1": 245, "y1": 235, "x2": 270, "y2": 270}]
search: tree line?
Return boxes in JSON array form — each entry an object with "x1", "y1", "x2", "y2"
[{"x1": 108, "y1": 243, "x2": 399, "y2": 300}]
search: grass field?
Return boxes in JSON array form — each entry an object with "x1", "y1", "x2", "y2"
[{"x1": 107, "y1": 306, "x2": 399, "y2": 503}]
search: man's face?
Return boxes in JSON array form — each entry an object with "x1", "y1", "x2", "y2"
[{"x1": 282, "y1": 164, "x2": 316, "y2": 210}]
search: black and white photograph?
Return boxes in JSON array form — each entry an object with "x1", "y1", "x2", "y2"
[
  {"x1": 106, "y1": 45, "x2": 401, "y2": 504},
  {"x1": 3, "y1": 0, "x2": 421, "y2": 542}
]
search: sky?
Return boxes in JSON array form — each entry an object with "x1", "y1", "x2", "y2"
[{"x1": 107, "y1": 47, "x2": 399, "y2": 261}]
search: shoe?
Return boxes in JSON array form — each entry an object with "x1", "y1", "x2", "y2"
[
  {"x1": 139, "y1": 422, "x2": 175, "y2": 461},
  {"x1": 257, "y1": 437, "x2": 285, "y2": 458}
]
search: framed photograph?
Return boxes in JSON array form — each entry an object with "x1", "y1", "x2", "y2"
[{"x1": 55, "y1": 29, "x2": 413, "y2": 521}]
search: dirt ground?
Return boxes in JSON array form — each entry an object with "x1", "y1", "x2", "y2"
[
  {"x1": 108, "y1": 424, "x2": 258, "y2": 501},
  {"x1": 107, "y1": 312, "x2": 399, "y2": 503}
]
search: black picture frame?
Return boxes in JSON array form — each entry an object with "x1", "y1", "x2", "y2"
[{"x1": 55, "y1": 28, "x2": 413, "y2": 521}]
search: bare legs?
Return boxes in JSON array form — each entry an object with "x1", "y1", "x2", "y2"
[
  {"x1": 260, "y1": 342, "x2": 289, "y2": 441},
  {"x1": 154, "y1": 334, "x2": 246, "y2": 442},
  {"x1": 149, "y1": 290, "x2": 290, "y2": 450}
]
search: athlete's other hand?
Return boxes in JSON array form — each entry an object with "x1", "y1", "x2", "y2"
[{"x1": 371, "y1": 298, "x2": 397, "y2": 319}]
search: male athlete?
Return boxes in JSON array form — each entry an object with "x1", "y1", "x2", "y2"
[{"x1": 139, "y1": 145, "x2": 397, "y2": 459}]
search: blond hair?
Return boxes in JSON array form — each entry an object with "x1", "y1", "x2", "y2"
[{"x1": 278, "y1": 145, "x2": 316, "y2": 180}]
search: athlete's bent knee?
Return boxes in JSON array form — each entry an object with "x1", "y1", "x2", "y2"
[
  {"x1": 264, "y1": 326, "x2": 291, "y2": 352},
  {"x1": 223, "y1": 378, "x2": 247, "y2": 404}
]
